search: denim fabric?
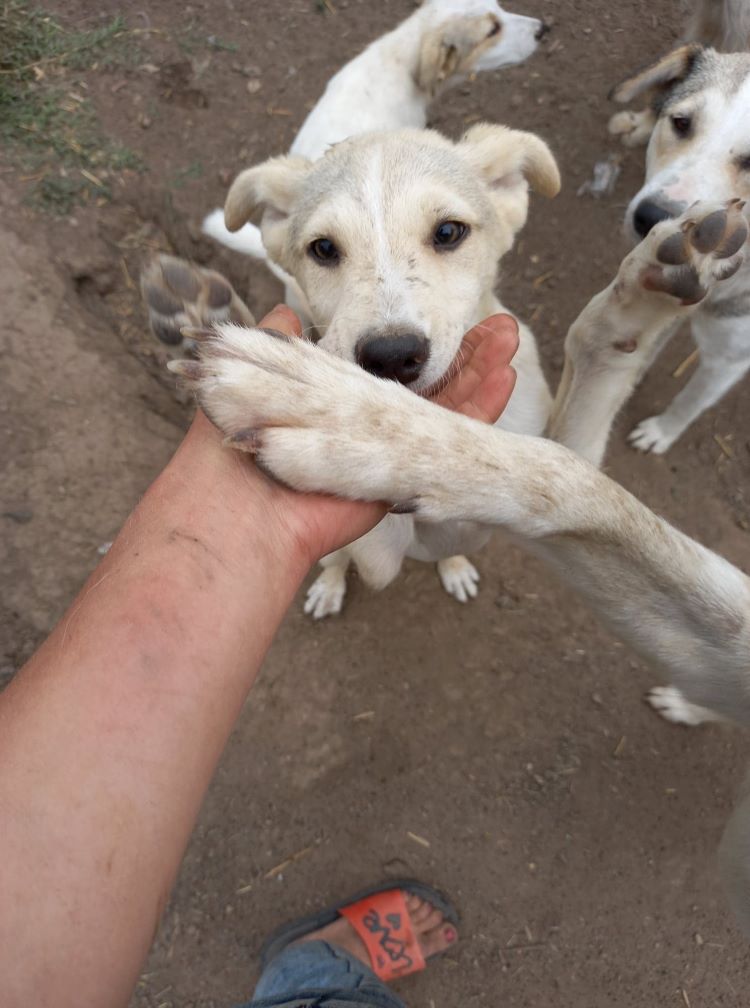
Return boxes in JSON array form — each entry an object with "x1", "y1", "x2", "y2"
[{"x1": 237, "y1": 939, "x2": 407, "y2": 1008}]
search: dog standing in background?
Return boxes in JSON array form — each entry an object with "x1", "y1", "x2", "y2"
[{"x1": 202, "y1": 0, "x2": 548, "y2": 320}]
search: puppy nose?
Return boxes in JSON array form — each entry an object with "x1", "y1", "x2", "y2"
[
  {"x1": 356, "y1": 331, "x2": 429, "y2": 384},
  {"x1": 633, "y1": 200, "x2": 675, "y2": 238},
  {"x1": 535, "y1": 20, "x2": 550, "y2": 40}
]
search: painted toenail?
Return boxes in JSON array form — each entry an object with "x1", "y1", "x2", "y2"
[{"x1": 444, "y1": 926, "x2": 456, "y2": 943}]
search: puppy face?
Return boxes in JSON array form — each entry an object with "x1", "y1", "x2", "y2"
[
  {"x1": 614, "y1": 47, "x2": 750, "y2": 239},
  {"x1": 417, "y1": 0, "x2": 545, "y2": 94},
  {"x1": 224, "y1": 127, "x2": 559, "y2": 392}
]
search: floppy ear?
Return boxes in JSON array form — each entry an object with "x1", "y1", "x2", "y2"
[
  {"x1": 417, "y1": 14, "x2": 495, "y2": 96},
  {"x1": 458, "y1": 123, "x2": 561, "y2": 199},
  {"x1": 223, "y1": 155, "x2": 311, "y2": 231},
  {"x1": 609, "y1": 44, "x2": 703, "y2": 104}
]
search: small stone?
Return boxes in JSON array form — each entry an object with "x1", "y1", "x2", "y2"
[
  {"x1": 2, "y1": 507, "x2": 33, "y2": 524},
  {"x1": 247, "y1": 79, "x2": 262, "y2": 95}
]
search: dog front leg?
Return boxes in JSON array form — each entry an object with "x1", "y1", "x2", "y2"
[
  {"x1": 175, "y1": 310, "x2": 750, "y2": 723},
  {"x1": 304, "y1": 549, "x2": 351, "y2": 620},
  {"x1": 547, "y1": 200, "x2": 748, "y2": 466},
  {"x1": 629, "y1": 315, "x2": 750, "y2": 453}
]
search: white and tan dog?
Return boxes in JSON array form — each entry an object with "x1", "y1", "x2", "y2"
[
  {"x1": 170, "y1": 197, "x2": 750, "y2": 932},
  {"x1": 202, "y1": 0, "x2": 547, "y2": 312},
  {"x1": 214, "y1": 125, "x2": 559, "y2": 617},
  {"x1": 609, "y1": 0, "x2": 750, "y2": 147},
  {"x1": 608, "y1": 38, "x2": 750, "y2": 453}
]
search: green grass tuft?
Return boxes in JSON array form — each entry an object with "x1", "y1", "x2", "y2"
[{"x1": 0, "y1": 2, "x2": 142, "y2": 213}]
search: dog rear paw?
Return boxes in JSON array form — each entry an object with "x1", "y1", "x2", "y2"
[
  {"x1": 628, "y1": 415, "x2": 679, "y2": 454},
  {"x1": 608, "y1": 109, "x2": 654, "y2": 147},
  {"x1": 636, "y1": 200, "x2": 747, "y2": 307},
  {"x1": 437, "y1": 555, "x2": 479, "y2": 603},
  {"x1": 304, "y1": 566, "x2": 348, "y2": 619},
  {"x1": 141, "y1": 255, "x2": 255, "y2": 348},
  {"x1": 645, "y1": 685, "x2": 720, "y2": 726}
]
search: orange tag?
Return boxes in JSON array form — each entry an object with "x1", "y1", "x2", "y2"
[{"x1": 340, "y1": 889, "x2": 426, "y2": 981}]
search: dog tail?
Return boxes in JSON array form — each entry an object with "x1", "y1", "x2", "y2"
[
  {"x1": 203, "y1": 208, "x2": 268, "y2": 258},
  {"x1": 685, "y1": 0, "x2": 750, "y2": 51}
]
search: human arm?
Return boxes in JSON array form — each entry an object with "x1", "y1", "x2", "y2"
[{"x1": 0, "y1": 306, "x2": 518, "y2": 1008}]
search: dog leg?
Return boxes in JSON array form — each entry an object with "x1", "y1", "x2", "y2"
[
  {"x1": 629, "y1": 325, "x2": 750, "y2": 453},
  {"x1": 437, "y1": 555, "x2": 480, "y2": 603},
  {"x1": 141, "y1": 255, "x2": 255, "y2": 349},
  {"x1": 608, "y1": 108, "x2": 656, "y2": 147},
  {"x1": 170, "y1": 319, "x2": 750, "y2": 717},
  {"x1": 174, "y1": 319, "x2": 750, "y2": 935},
  {"x1": 645, "y1": 685, "x2": 726, "y2": 726},
  {"x1": 548, "y1": 199, "x2": 748, "y2": 466},
  {"x1": 719, "y1": 769, "x2": 750, "y2": 937},
  {"x1": 304, "y1": 551, "x2": 350, "y2": 620}
]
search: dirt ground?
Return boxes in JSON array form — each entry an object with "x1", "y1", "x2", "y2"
[{"x1": 3, "y1": 0, "x2": 750, "y2": 1005}]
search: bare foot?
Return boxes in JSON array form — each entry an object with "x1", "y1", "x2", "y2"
[{"x1": 298, "y1": 892, "x2": 457, "y2": 966}]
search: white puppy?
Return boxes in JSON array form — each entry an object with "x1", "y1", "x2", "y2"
[
  {"x1": 219, "y1": 125, "x2": 559, "y2": 616},
  {"x1": 607, "y1": 46, "x2": 750, "y2": 453},
  {"x1": 203, "y1": 0, "x2": 546, "y2": 307}
]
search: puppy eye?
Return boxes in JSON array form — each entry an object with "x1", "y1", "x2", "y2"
[
  {"x1": 433, "y1": 220, "x2": 469, "y2": 250},
  {"x1": 309, "y1": 237, "x2": 340, "y2": 265},
  {"x1": 670, "y1": 114, "x2": 692, "y2": 138},
  {"x1": 487, "y1": 18, "x2": 501, "y2": 37},
  {"x1": 737, "y1": 154, "x2": 750, "y2": 172}
]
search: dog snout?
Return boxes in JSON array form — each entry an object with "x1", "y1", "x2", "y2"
[
  {"x1": 356, "y1": 330, "x2": 429, "y2": 385},
  {"x1": 633, "y1": 200, "x2": 676, "y2": 238},
  {"x1": 534, "y1": 20, "x2": 550, "y2": 41}
]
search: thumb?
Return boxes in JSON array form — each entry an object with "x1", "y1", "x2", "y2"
[{"x1": 258, "y1": 304, "x2": 303, "y2": 338}]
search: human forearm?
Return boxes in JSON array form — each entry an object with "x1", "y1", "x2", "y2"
[
  {"x1": 0, "y1": 414, "x2": 308, "y2": 1008},
  {"x1": 0, "y1": 306, "x2": 517, "y2": 1006}
]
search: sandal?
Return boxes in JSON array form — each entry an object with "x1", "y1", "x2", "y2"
[{"x1": 259, "y1": 879, "x2": 459, "y2": 982}]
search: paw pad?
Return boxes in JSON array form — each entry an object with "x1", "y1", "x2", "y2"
[
  {"x1": 641, "y1": 200, "x2": 747, "y2": 306},
  {"x1": 141, "y1": 254, "x2": 254, "y2": 348}
]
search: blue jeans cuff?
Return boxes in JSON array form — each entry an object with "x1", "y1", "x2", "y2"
[{"x1": 238, "y1": 939, "x2": 407, "y2": 1008}]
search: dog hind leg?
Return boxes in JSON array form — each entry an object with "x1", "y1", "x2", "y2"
[
  {"x1": 608, "y1": 108, "x2": 656, "y2": 147},
  {"x1": 645, "y1": 685, "x2": 727, "y2": 725}
]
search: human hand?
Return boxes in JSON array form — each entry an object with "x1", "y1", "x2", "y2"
[{"x1": 180, "y1": 305, "x2": 519, "y2": 568}]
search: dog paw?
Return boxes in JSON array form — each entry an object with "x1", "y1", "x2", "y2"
[
  {"x1": 141, "y1": 255, "x2": 255, "y2": 348},
  {"x1": 627, "y1": 415, "x2": 679, "y2": 454},
  {"x1": 437, "y1": 555, "x2": 479, "y2": 603},
  {"x1": 167, "y1": 323, "x2": 447, "y2": 513},
  {"x1": 304, "y1": 567, "x2": 347, "y2": 619},
  {"x1": 608, "y1": 109, "x2": 654, "y2": 147},
  {"x1": 633, "y1": 200, "x2": 747, "y2": 307},
  {"x1": 644, "y1": 685, "x2": 719, "y2": 726}
]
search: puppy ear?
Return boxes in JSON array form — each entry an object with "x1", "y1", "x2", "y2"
[
  {"x1": 458, "y1": 123, "x2": 561, "y2": 199},
  {"x1": 223, "y1": 155, "x2": 311, "y2": 232},
  {"x1": 416, "y1": 14, "x2": 495, "y2": 96},
  {"x1": 609, "y1": 44, "x2": 703, "y2": 103}
]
